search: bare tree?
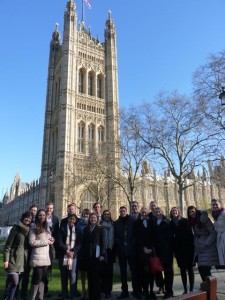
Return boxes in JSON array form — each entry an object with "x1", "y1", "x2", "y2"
[
  {"x1": 64, "y1": 151, "x2": 115, "y2": 209},
  {"x1": 124, "y1": 91, "x2": 219, "y2": 215},
  {"x1": 193, "y1": 50, "x2": 225, "y2": 134},
  {"x1": 107, "y1": 108, "x2": 151, "y2": 208}
]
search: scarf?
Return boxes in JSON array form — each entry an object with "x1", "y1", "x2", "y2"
[
  {"x1": 101, "y1": 220, "x2": 114, "y2": 249},
  {"x1": 212, "y1": 208, "x2": 224, "y2": 221},
  {"x1": 63, "y1": 224, "x2": 76, "y2": 270},
  {"x1": 18, "y1": 222, "x2": 30, "y2": 236}
]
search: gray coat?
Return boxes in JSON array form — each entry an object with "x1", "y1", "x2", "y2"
[
  {"x1": 213, "y1": 210, "x2": 225, "y2": 265},
  {"x1": 193, "y1": 210, "x2": 218, "y2": 266}
]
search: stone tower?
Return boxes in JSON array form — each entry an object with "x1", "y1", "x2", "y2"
[{"x1": 39, "y1": 0, "x2": 120, "y2": 218}]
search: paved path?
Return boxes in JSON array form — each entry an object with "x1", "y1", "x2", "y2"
[
  {"x1": 111, "y1": 269, "x2": 225, "y2": 299},
  {"x1": 50, "y1": 269, "x2": 225, "y2": 299}
]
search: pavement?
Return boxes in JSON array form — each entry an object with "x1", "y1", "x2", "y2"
[
  {"x1": 49, "y1": 268, "x2": 225, "y2": 300},
  {"x1": 110, "y1": 269, "x2": 225, "y2": 299}
]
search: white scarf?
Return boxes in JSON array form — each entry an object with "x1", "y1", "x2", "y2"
[{"x1": 63, "y1": 224, "x2": 76, "y2": 270}]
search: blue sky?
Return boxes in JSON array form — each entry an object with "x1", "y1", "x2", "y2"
[{"x1": 1, "y1": 0, "x2": 225, "y2": 198}]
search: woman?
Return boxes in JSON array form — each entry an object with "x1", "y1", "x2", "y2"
[
  {"x1": 29, "y1": 209, "x2": 54, "y2": 300},
  {"x1": 211, "y1": 199, "x2": 225, "y2": 266},
  {"x1": 3, "y1": 211, "x2": 32, "y2": 300},
  {"x1": 187, "y1": 205, "x2": 218, "y2": 282},
  {"x1": 154, "y1": 207, "x2": 174, "y2": 299},
  {"x1": 80, "y1": 212, "x2": 105, "y2": 300},
  {"x1": 76, "y1": 208, "x2": 91, "y2": 300},
  {"x1": 134, "y1": 207, "x2": 156, "y2": 300},
  {"x1": 58, "y1": 213, "x2": 79, "y2": 300},
  {"x1": 170, "y1": 207, "x2": 194, "y2": 294},
  {"x1": 100, "y1": 210, "x2": 115, "y2": 299}
]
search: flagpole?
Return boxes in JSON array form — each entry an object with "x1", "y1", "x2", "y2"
[{"x1": 82, "y1": 0, "x2": 84, "y2": 23}]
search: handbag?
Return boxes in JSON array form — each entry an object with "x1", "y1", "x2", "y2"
[{"x1": 149, "y1": 249, "x2": 164, "y2": 273}]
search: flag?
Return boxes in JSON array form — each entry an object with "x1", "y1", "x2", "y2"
[{"x1": 85, "y1": 0, "x2": 91, "y2": 9}]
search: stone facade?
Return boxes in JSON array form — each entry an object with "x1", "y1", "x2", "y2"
[
  {"x1": 38, "y1": 0, "x2": 120, "y2": 219},
  {"x1": 1, "y1": 1, "x2": 225, "y2": 225},
  {"x1": 1, "y1": 160, "x2": 225, "y2": 225}
]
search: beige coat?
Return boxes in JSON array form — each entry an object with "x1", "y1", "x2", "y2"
[
  {"x1": 214, "y1": 210, "x2": 225, "y2": 266},
  {"x1": 29, "y1": 224, "x2": 51, "y2": 267}
]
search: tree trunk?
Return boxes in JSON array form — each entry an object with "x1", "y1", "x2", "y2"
[{"x1": 178, "y1": 183, "x2": 184, "y2": 216}]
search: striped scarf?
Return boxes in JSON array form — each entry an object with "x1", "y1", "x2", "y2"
[{"x1": 63, "y1": 225, "x2": 76, "y2": 270}]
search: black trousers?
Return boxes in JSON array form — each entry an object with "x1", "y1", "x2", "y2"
[
  {"x1": 102, "y1": 249, "x2": 114, "y2": 295},
  {"x1": 20, "y1": 265, "x2": 31, "y2": 298},
  {"x1": 87, "y1": 258, "x2": 102, "y2": 300},
  {"x1": 198, "y1": 266, "x2": 212, "y2": 282},
  {"x1": 118, "y1": 253, "x2": 139, "y2": 294},
  {"x1": 155, "y1": 263, "x2": 174, "y2": 294}
]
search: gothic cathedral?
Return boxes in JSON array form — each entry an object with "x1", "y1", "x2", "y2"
[{"x1": 39, "y1": 0, "x2": 120, "y2": 218}]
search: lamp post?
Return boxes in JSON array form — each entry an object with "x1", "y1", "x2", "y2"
[
  {"x1": 219, "y1": 87, "x2": 225, "y2": 105},
  {"x1": 164, "y1": 181, "x2": 169, "y2": 217}
]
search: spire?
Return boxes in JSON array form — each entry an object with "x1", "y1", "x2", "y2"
[
  {"x1": 105, "y1": 10, "x2": 115, "y2": 40},
  {"x1": 65, "y1": 0, "x2": 76, "y2": 16},
  {"x1": 52, "y1": 23, "x2": 60, "y2": 43}
]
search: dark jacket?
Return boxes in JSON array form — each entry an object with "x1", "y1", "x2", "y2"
[
  {"x1": 134, "y1": 217, "x2": 156, "y2": 265},
  {"x1": 170, "y1": 217, "x2": 194, "y2": 268},
  {"x1": 80, "y1": 225, "x2": 105, "y2": 264},
  {"x1": 3, "y1": 223, "x2": 30, "y2": 273},
  {"x1": 49, "y1": 214, "x2": 59, "y2": 238},
  {"x1": 114, "y1": 215, "x2": 135, "y2": 256},
  {"x1": 154, "y1": 216, "x2": 173, "y2": 265}
]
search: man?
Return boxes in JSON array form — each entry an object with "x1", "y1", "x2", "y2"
[
  {"x1": 148, "y1": 201, "x2": 164, "y2": 295},
  {"x1": 93, "y1": 202, "x2": 102, "y2": 222},
  {"x1": 130, "y1": 201, "x2": 140, "y2": 220},
  {"x1": 60, "y1": 203, "x2": 79, "y2": 227},
  {"x1": 148, "y1": 201, "x2": 158, "y2": 221},
  {"x1": 29, "y1": 203, "x2": 38, "y2": 223},
  {"x1": 20, "y1": 203, "x2": 38, "y2": 300},
  {"x1": 46, "y1": 201, "x2": 59, "y2": 238},
  {"x1": 114, "y1": 206, "x2": 141, "y2": 299},
  {"x1": 59, "y1": 203, "x2": 81, "y2": 298},
  {"x1": 45, "y1": 202, "x2": 59, "y2": 297}
]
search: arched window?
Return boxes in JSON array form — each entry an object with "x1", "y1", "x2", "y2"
[
  {"x1": 79, "y1": 69, "x2": 84, "y2": 93},
  {"x1": 97, "y1": 75, "x2": 103, "y2": 98},
  {"x1": 88, "y1": 124, "x2": 95, "y2": 153},
  {"x1": 98, "y1": 126, "x2": 104, "y2": 154},
  {"x1": 88, "y1": 72, "x2": 93, "y2": 96},
  {"x1": 78, "y1": 122, "x2": 85, "y2": 153},
  {"x1": 80, "y1": 190, "x2": 96, "y2": 211}
]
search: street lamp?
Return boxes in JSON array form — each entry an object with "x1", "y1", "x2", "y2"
[{"x1": 219, "y1": 87, "x2": 225, "y2": 105}]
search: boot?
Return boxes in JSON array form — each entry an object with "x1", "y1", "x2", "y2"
[
  {"x1": 30, "y1": 285, "x2": 39, "y2": 300},
  {"x1": 38, "y1": 282, "x2": 45, "y2": 300}
]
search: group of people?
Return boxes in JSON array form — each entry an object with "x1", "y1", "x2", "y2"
[{"x1": 3, "y1": 198, "x2": 225, "y2": 300}]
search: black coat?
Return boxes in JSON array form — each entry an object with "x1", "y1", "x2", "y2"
[
  {"x1": 170, "y1": 217, "x2": 194, "y2": 268},
  {"x1": 134, "y1": 217, "x2": 156, "y2": 265},
  {"x1": 114, "y1": 215, "x2": 135, "y2": 257},
  {"x1": 80, "y1": 225, "x2": 105, "y2": 263},
  {"x1": 154, "y1": 216, "x2": 173, "y2": 265}
]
